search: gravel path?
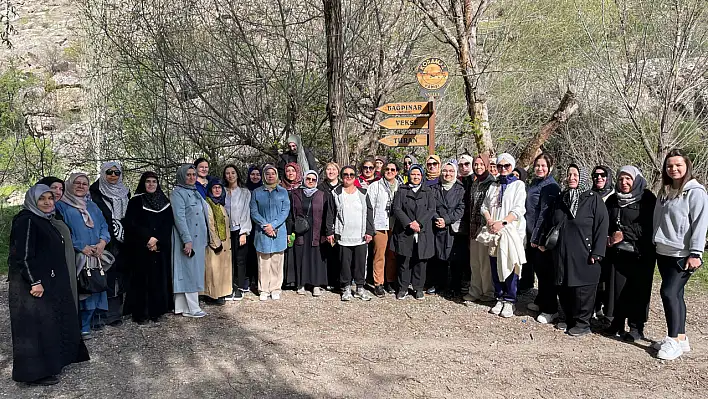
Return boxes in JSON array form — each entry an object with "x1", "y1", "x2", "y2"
[{"x1": 0, "y1": 281, "x2": 706, "y2": 398}]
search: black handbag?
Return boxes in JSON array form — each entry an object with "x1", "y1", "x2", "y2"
[
  {"x1": 544, "y1": 213, "x2": 567, "y2": 250},
  {"x1": 78, "y1": 258, "x2": 108, "y2": 294},
  {"x1": 294, "y1": 197, "x2": 312, "y2": 235}
]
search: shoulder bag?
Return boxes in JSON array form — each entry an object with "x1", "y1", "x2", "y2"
[
  {"x1": 294, "y1": 197, "x2": 313, "y2": 235},
  {"x1": 544, "y1": 213, "x2": 567, "y2": 250}
]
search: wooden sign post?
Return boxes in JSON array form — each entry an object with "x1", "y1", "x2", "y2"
[{"x1": 376, "y1": 100, "x2": 435, "y2": 153}]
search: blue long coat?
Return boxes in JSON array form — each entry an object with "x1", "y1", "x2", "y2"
[
  {"x1": 250, "y1": 185, "x2": 290, "y2": 254},
  {"x1": 171, "y1": 186, "x2": 209, "y2": 293}
]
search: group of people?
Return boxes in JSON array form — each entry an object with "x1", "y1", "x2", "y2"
[{"x1": 7, "y1": 133, "x2": 707, "y2": 385}]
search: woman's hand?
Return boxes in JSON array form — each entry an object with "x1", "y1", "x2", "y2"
[
  {"x1": 95, "y1": 240, "x2": 106, "y2": 257},
  {"x1": 608, "y1": 231, "x2": 623, "y2": 246},
  {"x1": 148, "y1": 237, "x2": 158, "y2": 248},
  {"x1": 489, "y1": 221, "x2": 504, "y2": 234},
  {"x1": 327, "y1": 235, "x2": 335, "y2": 245},
  {"x1": 263, "y1": 224, "x2": 275, "y2": 237},
  {"x1": 409, "y1": 221, "x2": 421, "y2": 232},
  {"x1": 364, "y1": 234, "x2": 373, "y2": 244},
  {"x1": 239, "y1": 234, "x2": 247, "y2": 246},
  {"x1": 687, "y1": 257, "x2": 703, "y2": 271},
  {"x1": 183, "y1": 241, "x2": 193, "y2": 256},
  {"x1": 81, "y1": 245, "x2": 94, "y2": 256},
  {"x1": 30, "y1": 284, "x2": 44, "y2": 298},
  {"x1": 435, "y1": 218, "x2": 446, "y2": 228},
  {"x1": 538, "y1": 246, "x2": 546, "y2": 252}
]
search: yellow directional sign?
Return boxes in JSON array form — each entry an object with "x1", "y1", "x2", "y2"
[
  {"x1": 376, "y1": 102, "x2": 430, "y2": 115},
  {"x1": 378, "y1": 117, "x2": 429, "y2": 130},
  {"x1": 378, "y1": 134, "x2": 429, "y2": 147}
]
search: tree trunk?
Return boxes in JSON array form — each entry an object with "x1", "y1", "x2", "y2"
[
  {"x1": 517, "y1": 87, "x2": 579, "y2": 168},
  {"x1": 324, "y1": 0, "x2": 349, "y2": 166}
]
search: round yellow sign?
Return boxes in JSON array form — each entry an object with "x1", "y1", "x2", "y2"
[{"x1": 416, "y1": 58, "x2": 449, "y2": 91}]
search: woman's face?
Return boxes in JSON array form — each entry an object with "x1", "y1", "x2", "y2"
[
  {"x1": 534, "y1": 159, "x2": 549, "y2": 178},
  {"x1": 426, "y1": 158, "x2": 439, "y2": 174},
  {"x1": 409, "y1": 169, "x2": 423, "y2": 185},
  {"x1": 473, "y1": 159, "x2": 486, "y2": 176},
  {"x1": 459, "y1": 159, "x2": 472, "y2": 176},
  {"x1": 374, "y1": 159, "x2": 384, "y2": 172},
  {"x1": 567, "y1": 167, "x2": 580, "y2": 189},
  {"x1": 106, "y1": 166, "x2": 121, "y2": 184},
  {"x1": 265, "y1": 169, "x2": 277, "y2": 185},
  {"x1": 666, "y1": 156, "x2": 687, "y2": 182},
  {"x1": 145, "y1": 177, "x2": 158, "y2": 194},
  {"x1": 285, "y1": 166, "x2": 297, "y2": 181},
  {"x1": 326, "y1": 165, "x2": 339, "y2": 181},
  {"x1": 403, "y1": 158, "x2": 412, "y2": 172},
  {"x1": 37, "y1": 192, "x2": 55, "y2": 213},
  {"x1": 362, "y1": 162, "x2": 375, "y2": 178},
  {"x1": 185, "y1": 169, "x2": 197, "y2": 186},
  {"x1": 49, "y1": 182, "x2": 63, "y2": 202},
  {"x1": 342, "y1": 168, "x2": 356, "y2": 187},
  {"x1": 592, "y1": 168, "x2": 607, "y2": 189},
  {"x1": 512, "y1": 171, "x2": 520, "y2": 179},
  {"x1": 73, "y1": 176, "x2": 90, "y2": 197},
  {"x1": 489, "y1": 163, "x2": 498, "y2": 175},
  {"x1": 304, "y1": 173, "x2": 317, "y2": 189},
  {"x1": 211, "y1": 185, "x2": 223, "y2": 198},
  {"x1": 196, "y1": 161, "x2": 209, "y2": 178},
  {"x1": 618, "y1": 173, "x2": 633, "y2": 194},
  {"x1": 441, "y1": 165, "x2": 456, "y2": 183},
  {"x1": 250, "y1": 169, "x2": 261, "y2": 183},
  {"x1": 224, "y1": 167, "x2": 238, "y2": 186},
  {"x1": 497, "y1": 160, "x2": 512, "y2": 176},
  {"x1": 384, "y1": 163, "x2": 398, "y2": 181}
]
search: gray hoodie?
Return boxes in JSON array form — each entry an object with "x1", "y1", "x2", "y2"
[{"x1": 653, "y1": 179, "x2": 708, "y2": 257}]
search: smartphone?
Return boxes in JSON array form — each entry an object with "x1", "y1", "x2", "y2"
[{"x1": 676, "y1": 258, "x2": 695, "y2": 275}]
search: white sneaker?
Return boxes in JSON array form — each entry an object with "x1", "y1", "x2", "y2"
[
  {"x1": 312, "y1": 287, "x2": 323, "y2": 297},
  {"x1": 526, "y1": 303, "x2": 540, "y2": 312},
  {"x1": 259, "y1": 292, "x2": 269, "y2": 301},
  {"x1": 652, "y1": 336, "x2": 691, "y2": 352},
  {"x1": 536, "y1": 312, "x2": 557, "y2": 324},
  {"x1": 296, "y1": 287, "x2": 306, "y2": 295},
  {"x1": 500, "y1": 302, "x2": 515, "y2": 318},
  {"x1": 489, "y1": 301, "x2": 504, "y2": 315},
  {"x1": 271, "y1": 292, "x2": 281, "y2": 300},
  {"x1": 657, "y1": 337, "x2": 683, "y2": 360}
]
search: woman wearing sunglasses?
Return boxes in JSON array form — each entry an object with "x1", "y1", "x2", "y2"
[
  {"x1": 480, "y1": 153, "x2": 527, "y2": 318},
  {"x1": 292, "y1": 171, "x2": 328, "y2": 297},
  {"x1": 401, "y1": 154, "x2": 417, "y2": 184},
  {"x1": 590, "y1": 164, "x2": 615, "y2": 320},
  {"x1": 326, "y1": 166, "x2": 375, "y2": 301},
  {"x1": 89, "y1": 161, "x2": 131, "y2": 327},
  {"x1": 424, "y1": 155, "x2": 442, "y2": 186},
  {"x1": 355, "y1": 158, "x2": 379, "y2": 189}
]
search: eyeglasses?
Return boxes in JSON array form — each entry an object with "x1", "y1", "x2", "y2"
[
  {"x1": 385, "y1": 168, "x2": 398, "y2": 172},
  {"x1": 342, "y1": 173, "x2": 356, "y2": 178},
  {"x1": 459, "y1": 162, "x2": 470, "y2": 167},
  {"x1": 74, "y1": 182, "x2": 89, "y2": 187},
  {"x1": 106, "y1": 170, "x2": 122, "y2": 176},
  {"x1": 496, "y1": 163, "x2": 512, "y2": 170},
  {"x1": 362, "y1": 166, "x2": 374, "y2": 170},
  {"x1": 305, "y1": 177, "x2": 317, "y2": 182},
  {"x1": 592, "y1": 172, "x2": 607, "y2": 178},
  {"x1": 426, "y1": 162, "x2": 439, "y2": 167},
  {"x1": 403, "y1": 161, "x2": 412, "y2": 165}
]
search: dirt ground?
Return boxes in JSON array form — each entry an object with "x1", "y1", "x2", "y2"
[{"x1": 0, "y1": 281, "x2": 706, "y2": 399}]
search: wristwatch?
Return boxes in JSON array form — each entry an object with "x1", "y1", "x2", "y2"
[{"x1": 502, "y1": 221, "x2": 508, "y2": 226}]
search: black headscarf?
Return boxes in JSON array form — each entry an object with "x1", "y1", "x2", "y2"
[
  {"x1": 37, "y1": 176, "x2": 65, "y2": 193},
  {"x1": 591, "y1": 165, "x2": 614, "y2": 198},
  {"x1": 246, "y1": 164, "x2": 263, "y2": 191},
  {"x1": 207, "y1": 178, "x2": 226, "y2": 206},
  {"x1": 135, "y1": 171, "x2": 170, "y2": 212},
  {"x1": 513, "y1": 167, "x2": 528, "y2": 184}
]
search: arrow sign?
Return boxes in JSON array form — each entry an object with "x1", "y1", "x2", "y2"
[
  {"x1": 377, "y1": 102, "x2": 430, "y2": 115},
  {"x1": 378, "y1": 117, "x2": 429, "y2": 130},
  {"x1": 378, "y1": 134, "x2": 429, "y2": 147}
]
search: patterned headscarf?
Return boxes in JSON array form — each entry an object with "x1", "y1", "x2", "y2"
[
  {"x1": 563, "y1": 163, "x2": 590, "y2": 218},
  {"x1": 615, "y1": 166, "x2": 646, "y2": 207},
  {"x1": 280, "y1": 162, "x2": 303, "y2": 191},
  {"x1": 98, "y1": 161, "x2": 130, "y2": 219}
]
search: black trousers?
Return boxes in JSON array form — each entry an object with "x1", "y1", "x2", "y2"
[
  {"x1": 230, "y1": 230, "x2": 249, "y2": 291},
  {"x1": 339, "y1": 244, "x2": 367, "y2": 289},
  {"x1": 427, "y1": 258, "x2": 449, "y2": 290},
  {"x1": 608, "y1": 250, "x2": 655, "y2": 331},
  {"x1": 397, "y1": 251, "x2": 427, "y2": 293},
  {"x1": 657, "y1": 255, "x2": 692, "y2": 337},
  {"x1": 450, "y1": 234, "x2": 470, "y2": 293},
  {"x1": 246, "y1": 233, "x2": 258, "y2": 289},
  {"x1": 594, "y1": 259, "x2": 613, "y2": 316},
  {"x1": 519, "y1": 245, "x2": 535, "y2": 291},
  {"x1": 530, "y1": 247, "x2": 558, "y2": 314},
  {"x1": 559, "y1": 284, "x2": 597, "y2": 330}
]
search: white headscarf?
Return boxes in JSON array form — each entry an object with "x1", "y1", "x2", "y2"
[
  {"x1": 302, "y1": 170, "x2": 319, "y2": 197},
  {"x1": 441, "y1": 160, "x2": 458, "y2": 191},
  {"x1": 458, "y1": 154, "x2": 474, "y2": 177},
  {"x1": 99, "y1": 161, "x2": 130, "y2": 220},
  {"x1": 496, "y1": 153, "x2": 516, "y2": 171},
  {"x1": 287, "y1": 134, "x2": 311, "y2": 175}
]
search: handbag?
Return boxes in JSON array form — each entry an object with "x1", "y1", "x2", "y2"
[
  {"x1": 544, "y1": 213, "x2": 567, "y2": 250},
  {"x1": 294, "y1": 196, "x2": 313, "y2": 235},
  {"x1": 78, "y1": 258, "x2": 108, "y2": 294},
  {"x1": 613, "y1": 210, "x2": 638, "y2": 254}
]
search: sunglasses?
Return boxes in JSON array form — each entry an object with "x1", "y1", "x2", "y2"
[
  {"x1": 342, "y1": 173, "x2": 356, "y2": 178},
  {"x1": 403, "y1": 161, "x2": 412, "y2": 165},
  {"x1": 106, "y1": 170, "x2": 122, "y2": 176},
  {"x1": 426, "y1": 162, "x2": 439, "y2": 167},
  {"x1": 362, "y1": 166, "x2": 374, "y2": 170},
  {"x1": 592, "y1": 172, "x2": 607, "y2": 178},
  {"x1": 459, "y1": 162, "x2": 470, "y2": 167},
  {"x1": 385, "y1": 167, "x2": 398, "y2": 172},
  {"x1": 305, "y1": 177, "x2": 317, "y2": 182},
  {"x1": 496, "y1": 163, "x2": 512, "y2": 170}
]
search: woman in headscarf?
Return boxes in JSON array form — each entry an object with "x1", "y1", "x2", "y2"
[
  {"x1": 280, "y1": 162, "x2": 302, "y2": 288},
  {"x1": 56, "y1": 173, "x2": 111, "y2": 338},
  {"x1": 280, "y1": 162, "x2": 303, "y2": 192},
  {"x1": 193, "y1": 157, "x2": 213, "y2": 199},
  {"x1": 318, "y1": 161, "x2": 341, "y2": 289},
  {"x1": 123, "y1": 172, "x2": 174, "y2": 324},
  {"x1": 543, "y1": 163, "x2": 608, "y2": 337},
  {"x1": 250, "y1": 165, "x2": 291, "y2": 301},
  {"x1": 429, "y1": 160, "x2": 466, "y2": 297},
  {"x1": 355, "y1": 158, "x2": 379, "y2": 189},
  {"x1": 201, "y1": 179, "x2": 232, "y2": 306},
  {"x1": 38, "y1": 176, "x2": 78, "y2": 308},
  {"x1": 488, "y1": 157, "x2": 499, "y2": 179},
  {"x1": 292, "y1": 170, "x2": 328, "y2": 296},
  {"x1": 590, "y1": 165, "x2": 614, "y2": 320},
  {"x1": 8, "y1": 184, "x2": 90, "y2": 385},
  {"x1": 463, "y1": 155, "x2": 496, "y2": 303},
  {"x1": 171, "y1": 164, "x2": 209, "y2": 318},
  {"x1": 524, "y1": 154, "x2": 561, "y2": 324},
  {"x1": 604, "y1": 166, "x2": 657, "y2": 341},
  {"x1": 453, "y1": 154, "x2": 475, "y2": 297},
  {"x1": 223, "y1": 165, "x2": 252, "y2": 301},
  {"x1": 480, "y1": 153, "x2": 527, "y2": 318},
  {"x1": 89, "y1": 161, "x2": 130, "y2": 327},
  {"x1": 246, "y1": 165, "x2": 263, "y2": 191},
  {"x1": 367, "y1": 161, "x2": 401, "y2": 296},
  {"x1": 245, "y1": 165, "x2": 262, "y2": 292},
  {"x1": 424, "y1": 155, "x2": 441, "y2": 186},
  {"x1": 402, "y1": 154, "x2": 417, "y2": 184}
]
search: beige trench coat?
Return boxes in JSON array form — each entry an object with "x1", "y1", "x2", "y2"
[{"x1": 201, "y1": 204, "x2": 232, "y2": 299}]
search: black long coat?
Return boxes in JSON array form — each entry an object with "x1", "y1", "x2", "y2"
[
  {"x1": 546, "y1": 190, "x2": 609, "y2": 287},
  {"x1": 8, "y1": 210, "x2": 89, "y2": 382},
  {"x1": 432, "y1": 181, "x2": 466, "y2": 260},
  {"x1": 391, "y1": 184, "x2": 437, "y2": 260},
  {"x1": 122, "y1": 196, "x2": 175, "y2": 321},
  {"x1": 605, "y1": 190, "x2": 657, "y2": 256}
]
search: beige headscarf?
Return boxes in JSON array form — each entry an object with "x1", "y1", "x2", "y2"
[{"x1": 61, "y1": 173, "x2": 94, "y2": 228}]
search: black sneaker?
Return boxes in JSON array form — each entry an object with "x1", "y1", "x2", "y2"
[
  {"x1": 215, "y1": 297, "x2": 226, "y2": 306},
  {"x1": 27, "y1": 375, "x2": 59, "y2": 386},
  {"x1": 374, "y1": 285, "x2": 386, "y2": 298},
  {"x1": 415, "y1": 290, "x2": 425, "y2": 300},
  {"x1": 426, "y1": 286, "x2": 436, "y2": 295},
  {"x1": 567, "y1": 326, "x2": 591, "y2": 337},
  {"x1": 396, "y1": 290, "x2": 408, "y2": 300},
  {"x1": 623, "y1": 328, "x2": 645, "y2": 342},
  {"x1": 384, "y1": 283, "x2": 396, "y2": 294},
  {"x1": 233, "y1": 290, "x2": 244, "y2": 301}
]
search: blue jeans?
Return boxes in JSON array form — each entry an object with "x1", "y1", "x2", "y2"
[
  {"x1": 490, "y1": 257, "x2": 519, "y2": 303},
  {"x1": 80, "y1": 308, "x2": 96, "y2": 333}
]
